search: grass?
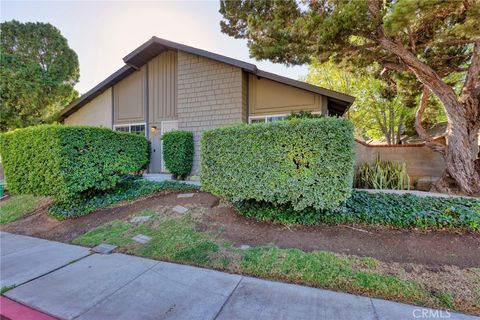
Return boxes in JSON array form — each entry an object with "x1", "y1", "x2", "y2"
[
  {"x1": 0, "y1": 195, "x2": 43, "y2": 225},
  {"x1": 73, "y1": 207, "x2": 456, "y2": 312},
  {"x1": 1, "y1": 285, "x2": 16, "y2": 295},
  {"x1": 73, "y1": 212, "x2": 218, "y2": 266},
  {"x1": 241, "y1": 246, "x2": 434, "y2": 305}
]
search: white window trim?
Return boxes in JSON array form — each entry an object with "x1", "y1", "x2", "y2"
[
  {"x1": 113, "y1": 122, "x2": 147, "y2": 136},
  {"x1": 248, "y1": 112, "x2": 322, "y2": 124}
]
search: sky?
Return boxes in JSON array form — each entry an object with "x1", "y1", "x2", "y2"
[{"x1": 1, "y1": 0, "x2": 308, "y2": 94}]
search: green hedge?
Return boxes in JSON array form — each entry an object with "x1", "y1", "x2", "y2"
[
  {"x1": 201, "y1": 118, "x2": 355, "y2": 210},
  {"x1": 163, "y1": 130, "x2": 194, "y2": 179},
  {"x1": 235, "y1": 191, "x2": 480, "y2": 231},
  {"x1": 0, "y1": 124, "x2": 149, "y2": 201}
]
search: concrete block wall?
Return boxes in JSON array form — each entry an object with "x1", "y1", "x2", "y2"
[
  {"x1": 355, "y1": 140, "x2": 446, "y2": 183},
  {"x1": 177, "y1": 51, "x2": 244, "y2": 174}
]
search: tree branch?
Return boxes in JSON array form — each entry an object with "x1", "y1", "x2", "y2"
[
  {"x1": 380, "y1": 62, "x2": 406, "y2": 73},
  {"x1": 415, "y1": 86, "x2": 447, "y2": 155}
]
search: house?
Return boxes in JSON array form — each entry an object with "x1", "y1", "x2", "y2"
[{"x1": 60, "y1": 37, "x2": 355, "y2": 174}]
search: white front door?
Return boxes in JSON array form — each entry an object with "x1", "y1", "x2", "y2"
[{"x1": 161, "y1": 120, "x2": 179, "y2": 172}]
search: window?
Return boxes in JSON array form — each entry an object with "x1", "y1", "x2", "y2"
[
  {"x1": 249, "y1": 115, "x2": 287, "y2": 124},
  {"x1": 248, "y1": 112, "x2": 322, "y2": 124},
  {"x1": 266, "y1": 116, "x2": 287, "y2": 122},
  {"x1": 114, "y1": 123, "x2": 146, "y2": 136}
]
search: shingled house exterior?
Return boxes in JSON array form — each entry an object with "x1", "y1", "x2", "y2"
[{"x1": 60, "y1": 37, "x2": 354, "y2": 174}]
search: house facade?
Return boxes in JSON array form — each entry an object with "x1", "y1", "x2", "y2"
[{"x1": 60, "y1": 37, "x2": 354, "y2": 174}]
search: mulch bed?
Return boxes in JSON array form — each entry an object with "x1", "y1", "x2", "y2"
[{"x1": 2, "y1": 191, "x2": 479, "y2": 268}]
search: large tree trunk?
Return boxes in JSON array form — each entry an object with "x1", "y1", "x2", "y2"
[
  {"x1": 416, "y1": 87, "x2": 480, "y2": 194},
  {"x1": 443, "y1": 101, "x2": 480, "y2": 194}
]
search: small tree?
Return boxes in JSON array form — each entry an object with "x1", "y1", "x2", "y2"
[
  {"x1": 220, "y1": 0, "x2": 480, "y2": 194},
  {"x1": 0, "y1": 20, "x2": 79, "y2": 131}
]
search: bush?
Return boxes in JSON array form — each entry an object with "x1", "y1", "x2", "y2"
[
  {"x1": 0, "y1": 124, "x2": 149, "y2": 202},
  {"x1": 201, "y1": 118, "x2": 355, "y2": 211},
  {"x1": 163, "y1": 130, "x2": 194, "y2": 179},
  {"x1": 49, "y1": 178, "x2": 199, "y2": 219},
  {"x1": 235, "y1": 191, "x2": 480, "y2": 231},
  {"x1": 354, "y1": 158, "x2": 410, "y2": 190}
]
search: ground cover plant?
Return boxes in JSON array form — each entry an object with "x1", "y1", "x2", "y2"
[
  {"x1": 49, "y1": 179, "x2": 199, "y2": 219},
  {"x1": 72, "y1": 203, "x2": 480, "y2": 314},
  {"x1": 0, "y1": 195, "x2": 47, "y2": 224},
  {"x1": 235, "y1": 191, "x2": 480, "y2": 231},
  {"x1": 201, "y1": 118, "x2": 355, "y2": 211},
  {"x1": 163, "y1": 130, "x2": 194, "y2": 180},
  {"x1": 0, "y1": 125, "x2": 149, "y2": 202}
]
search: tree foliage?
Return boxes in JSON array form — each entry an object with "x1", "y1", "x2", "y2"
[
  {"x1": 220, "y1": 0, "x2": 480, "y2": 194},
  {"x1": 0, "y1": 20, "x2": 79, "y2": 131},
  {"x1": 305, "y1": 60, "x2": 413, "y2": 143}
]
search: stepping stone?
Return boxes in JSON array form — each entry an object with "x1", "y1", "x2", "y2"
[
  {"x1": 91, "y1": 243, "x2": 117, "y2": 254},
  {"x1": 240, "y1": 245, "x2": 251, "y2": 250},
  {"x1": 130, "y1": 215, "x2": 151, "y2": 223},
  {"x1": 132, "y1": 234, "x2": 152, "y2": 244},
  {"x1": 177, "y1": 193, "x2": 194, "y2": 198},
  {"x1": 172, "y1": 205, "x2": 189, "y2": 214}
]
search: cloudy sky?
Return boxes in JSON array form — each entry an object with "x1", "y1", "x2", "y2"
[{"x1": 1, "y1": 1, "x2": 308, "y2": 94}]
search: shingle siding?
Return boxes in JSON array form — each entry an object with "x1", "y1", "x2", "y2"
[{"x1": 177, "y1": 51, "x2": 244, "y2": 174}]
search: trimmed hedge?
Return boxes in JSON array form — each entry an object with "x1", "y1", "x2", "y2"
[
  {"x1": 49, "y1": 178, "x2": 200, "y2": 219},
  {"x1": 235, "y1": 191, "x2": 480, "y2": 231},
  {"x1": 0, "y1": 125, "x2": 149, "y2": 201},
  {"x1": 201, "y1": 118, "x2": 355, "y2": 210},
  {"x1": 163, "y1": 130, "x2": 194, "y2": 179}
]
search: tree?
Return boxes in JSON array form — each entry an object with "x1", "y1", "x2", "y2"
[
  {"x1": 305, "y1": 60, "x2": 412, "y2": 144},
  {"x1": 0, "y1": 20, "x2": 79, "y2": 131},
  {"x1": 220, "y1": 0, "x2": 480, "y2": 194}
]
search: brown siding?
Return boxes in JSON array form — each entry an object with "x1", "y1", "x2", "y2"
[
  {"x1": 148, "y1": 51, "x2": 178, "y2": 123},
  {"x1": 177, "y1": 51, "x2": 243, "y2": 174},
  {"x1": 242, "y1": 72, "x2": 248, "y2": 123},
  {"x1": 248, "y1": 75, "x2": 325, "y2": 116},
  {"x1": 355, "y1": 140, "x2": 446, "y2": 182},
  {"x1": 113, "y1": 66, "x2": 146, "y2": 124},
  {"x1": 64, "y1": 88, "x2": 112, "y2": 128}
]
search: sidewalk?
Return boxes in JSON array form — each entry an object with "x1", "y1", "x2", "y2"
[{"x1": 1, "y1": 232, "x2": 478, "y2": 320}]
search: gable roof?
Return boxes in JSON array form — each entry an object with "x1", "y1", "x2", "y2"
[{"x1": 60, "y1": 37, "x2": 354, "y2": 120}]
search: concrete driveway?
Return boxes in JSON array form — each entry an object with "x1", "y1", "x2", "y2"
[{"x1": 1, "y1": 232, "x2": 478, "y2": 320}]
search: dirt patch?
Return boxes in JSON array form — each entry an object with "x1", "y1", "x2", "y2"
[
  {"x1": 2, "y1": 191, "x2": 479, "y2": 268},
  {"x1": 198, "y1": 202, "x2": 480, "y2": 268},
  {"x1": 1, "y1": 191, "x2": 217, "y2": 242}
]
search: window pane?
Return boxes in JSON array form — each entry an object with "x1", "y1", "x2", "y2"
[
  {"x1": 115, "y1": 126, "x2": 129, "y2": 132},
  {"x1": 266, "y1": 116, "x2": 286, "y2": 122},
  {"x1": 130, "y1": 124, "x2": 146, "y2": 136}
]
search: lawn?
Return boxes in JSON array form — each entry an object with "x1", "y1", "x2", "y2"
[
  {"x1": 0, "y1": 195, "x2": 46, "y2": 225},
  {"x1": 73, "y1": 199, "x2": 480, "y2": 315}
]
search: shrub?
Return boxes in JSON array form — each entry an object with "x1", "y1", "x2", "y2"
[
  {"x1": 235, "y1": 191, "x2": 480, "y2": 231},
  {"x1": 163, "y1": 130, "x2": 194, "y2": 179},
  {"x1": 354, "y1": 158, "x2": 410, "y2": 190},
  {"x1": 0, "y1": 124, "x2": 149, "y2": 202},
  {"x1": 286, "y1": 111, "x2": 322, "y2": 120},
  {"x1": 49, "y1": 178, "x2": 199, "y2": 219},
  {"x1": 201, "y1": 118, "x2": 355, "y2": 210}
]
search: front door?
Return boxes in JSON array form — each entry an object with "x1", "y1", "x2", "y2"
[{"x1": 160, "y1": 120, "x2": 179, "y2": 172}]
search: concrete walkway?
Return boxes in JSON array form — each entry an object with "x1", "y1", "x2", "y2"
[{"x1": 1, "y1": 232, "x2": 478, "y2": 320}]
